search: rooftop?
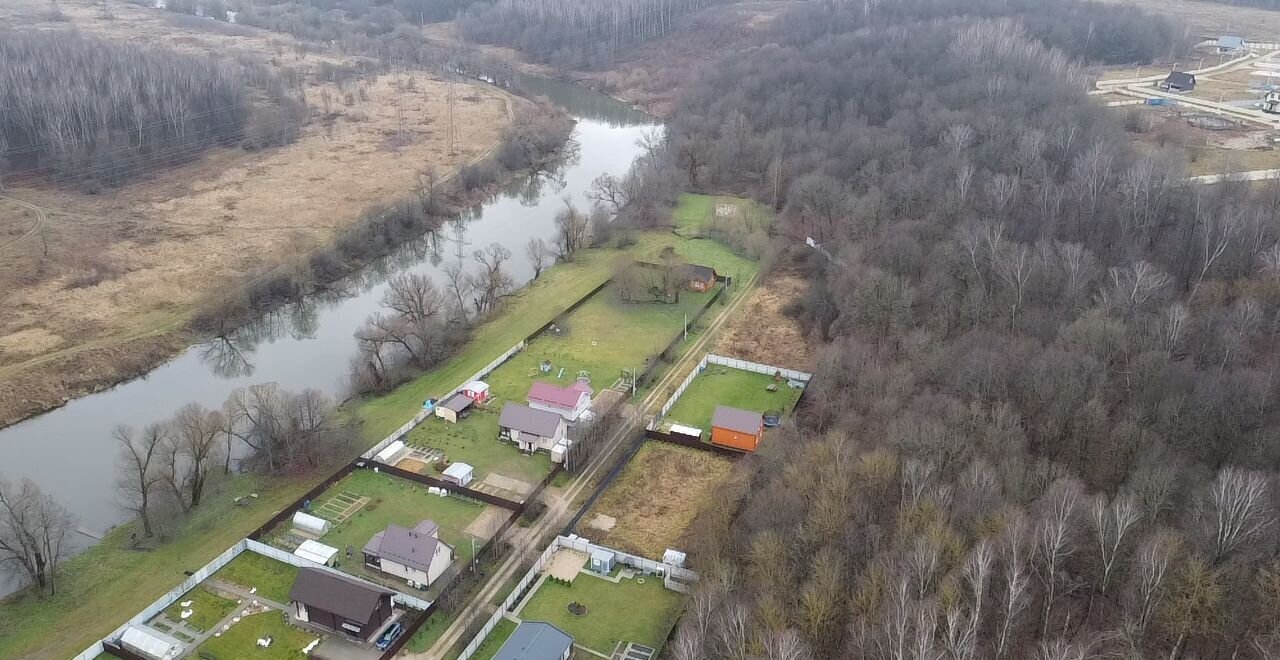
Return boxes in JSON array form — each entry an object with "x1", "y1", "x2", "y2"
[
  {"x1": 500, "y1": 402, "x2": 565, "y2": 438},
  {"x1": 364, "y1": 520, "x2": 448, "y2": 575},
  {"x1": 441, "y1": 392, "x2": 474, "y2": 413},
  {"x1": 493, "y1": 621, "x2": 574, "y2": 660},
  {"x1": 528, "y1": 381, "x2": 592, "y2": 409},
  {"x1": 288, "y1": 567, "x2": 393, "y2": 622},
  {"x1": 711, "y1": 405, "x2": 763, "y2": 435}
]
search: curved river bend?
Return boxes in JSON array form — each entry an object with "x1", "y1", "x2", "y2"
[{"x1": 0, "y1": 77, "x2": 657, "y2": 595}]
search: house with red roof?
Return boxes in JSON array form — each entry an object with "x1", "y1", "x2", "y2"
[{"x1": 526, "y1": 380, "x2": 593, "y2": 422}]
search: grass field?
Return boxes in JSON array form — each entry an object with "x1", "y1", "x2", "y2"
[
  {"x1": 664, "y1": 365, "x2": 803, "y2": 433},
  {"x1": 517, "y1": 573, "x2": 682, "y2": 654},
  {"x1": 0, "y1": 474, "x2": 314, "y2": 660},
  {"x1": 585, "y1": 443, "x2": 734, "y2": 559},
  {"x1": 280, "y1": 470, "x2": 492, "y2": 593},
  {"x1": 159, "y1": 586, "x2": 239, "y2": 633},
  {"x1": 213, "y1": 552, "x2": 300, "y2": 606},
  {"x1": 404, "y1": 407, "x2": 552, "y2": 487},
  {"x1": 469, "y1": 617, "x2": 518, "y2": 660},
  {"x1": 196, "y1": 610, "x2": 317, "y2": 660}
]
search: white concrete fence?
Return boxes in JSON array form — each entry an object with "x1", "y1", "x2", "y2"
[
  {"x1": 244, "y1": 539, "x2": 433, "y2": 610},
  {"x1": 657, "y1": 353, "x2": 814, "y2": 421},
  {"x1": 456, "y1": 536, "x2": 697, "y2": 660}
]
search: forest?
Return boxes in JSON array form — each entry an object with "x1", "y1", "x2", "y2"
[
  {"x1": 655, "y1": 0, "x2": 1280, "y2": 658},
  {"x1": 0, "y1": 30, "x2": 305, "y2": 186}
]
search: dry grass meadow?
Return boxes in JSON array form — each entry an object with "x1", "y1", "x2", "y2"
[
  {"x1": 585, "y1": 442, "x2": 735, "y2": 559},
  {"x1": 715, "y1": 269, "x2": 814, "y2": 370},
  {"x1": 0, "y1": 0, "x2": 513, "y2": 427}
]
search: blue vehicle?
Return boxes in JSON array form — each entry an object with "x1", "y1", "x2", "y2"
[{"x1": 376, "y1": 623, "x2": 404, "y2": 651}]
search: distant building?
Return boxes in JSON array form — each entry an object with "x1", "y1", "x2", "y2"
[
  {"x1": 682, "y1": 264, "x2": 718, "y2": 292},
  {"x1": 363, "y1": 520, "x2": 455, "y2": 589},
  {"x1": 493, "y1": 621, "x2": 574, "y2": 660},
  {"x1": 1264, "y1": 90, "x2": 1280, "y2": 114},
  {"x1": 1159, "y1": 71, "x2": 1196, "y2": 93},
  {"x1": 498, "y1": 402, "x2": 567, "y2": 452},
  {"x1": 289, "y1": 568, "x2": 394, "y2": 640},
  {"x1": 461, "y1": 380, "x2": 491, "y2": 404},
  {"x1": 527, "y1": 381, "x2": 593, "y2": 422},
  {"x1": 1218, "y1": 35, "x2": 1246, "y2": 55},
  {"x1": 710, "y1": 405, "x2": 765, "y2": 452}
]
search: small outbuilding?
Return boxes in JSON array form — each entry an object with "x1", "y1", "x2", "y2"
[
  {"x1": 293, "y1": 511, "x2": 332, "y2": 537},
  {"x1": 1159, "y1": 71, "x2": 1196, "y2": 92},
  {"x1": 435, "y1": 392, "x2": 474, "y2": 424},
  {"x1": 120, "y1": 625, "x2": 183, "y2": 660},
  {"x1": 1265, "y1": 90, "x2": 1280, "y2": 114},
  {"x1": 461, "y1": 381, "x2": 491, "y2": 403},
  {"x1": 294, "y1": 539, "x2": 341, "y2": 567},
  {"x1": 589, "y1": 548, "x2": 616, "y2": 574},
  {"x1": 669, "y1": 423, "x2": 703, "y2": 441},
  {"x1": 442, "y1": 461, "x2": 474, "y2": 487},
  {"x1": 710, "y1": 405, "x2": 765, "y2": 452},
  {"x1": 1218, "y1": 35, "x2": 1246, "y2": 54},
  {"x1": 682, "y1": 264, "x2": 718, "y2": 292},
  {"x1": 663, "y1": 548, "x2": 687, "y2": 568},
  {"x1": 375, "y1": 439, "x2": 407, "y2": 464},
  {"x1": 493, "y1": 621, "x2": 574, "y2": 660}
]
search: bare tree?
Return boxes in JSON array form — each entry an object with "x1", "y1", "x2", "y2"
[
  {"x1": 1087, "y1": 493, "x2": 1142, "y2": 618},
  {"x1": 1129, "y1": 530, "x2": 1177, "y2": 637},
  {"x1": 554, "y1": 200, "x2": 590, "y2": 259},
  {"x1": 1199, "y1": 466, "x2": 1273, "y2": 565},
  {"x1": 114, "y1": 424, "x2": 164, "y2": 538},
  {"x1": 997, "y1": 514, "x2": 1033, "y2": 659},
  {"x1": 1035, "y1": 479, "x2": 1083, "y2": 636},
  {"x1": 170, "y1": 403, "x2": 225, "y2": 508},
  {"x1": 443, "y1": 260, "x2": 475, "y2": 326},
  {"x1": 471, "y1": 242, "x2": 514, "y2": 314},
  {"x1": 0, "y1": 477, "x2": 74, "y2": 595},
  {"x1": 525, "y1": 237, "x2": 551, "y2": 279}
]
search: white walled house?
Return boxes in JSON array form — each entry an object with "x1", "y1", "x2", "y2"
[
  {"x1": 498, "y1": 402, "x2": 567, "y2": 453},
  {"x1": 363, "y1": 520, "x2": 454, "y2": 589},
  {"x1": 526, "y1": 381, "x2": 592, "y2": 422}
]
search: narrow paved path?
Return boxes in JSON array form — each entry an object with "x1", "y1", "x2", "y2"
[{"x1": 409, "y1": 274, "x2": 760, "y2": 659}]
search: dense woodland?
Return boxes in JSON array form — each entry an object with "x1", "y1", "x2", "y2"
[
  {"x1": 460, "y1": 0, "x2": 720, "y2": 68},
  {"x1": 655, "y1": 0, "x2": 1280, "y2": 658},
  {"x1": 0, "y1": 30, "x2": 305, "y2": 186}
]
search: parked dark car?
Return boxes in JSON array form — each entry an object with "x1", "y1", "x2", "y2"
[
  {"x1": 376, "y1": 622, "x2": 404, "y2": 651},
  {"x1": 763, "y1": 411, "x2": 782, "y2": 427}
]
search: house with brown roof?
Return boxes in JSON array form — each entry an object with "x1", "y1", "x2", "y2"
[
  {"x1": 683, "y1": 264, "x2": 717, "y2": 292},
  {"x1": 710, "y1": 405, "x2": 764, "y2": 452},
  {"x1": 363, "y1": 520, "x2": 454, "y2": 589},
  {"x1": 289, "y1": 567, "x2": 395, "y2": 640},
  {"x1": 527, "y1": 381, "x2": 593, "y2": 421},
  {"x1": 499, "y1": 402, "x2": 567, "y2": 453}
]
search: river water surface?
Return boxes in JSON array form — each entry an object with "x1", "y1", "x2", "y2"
[{"x1": 0, "y1": 77, "x2": 656, "y2": 596}]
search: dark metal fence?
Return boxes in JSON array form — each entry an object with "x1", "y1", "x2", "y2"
[
  {"x1": 643, "y1": 428, "x2": 745, "y2": 457},
  {"x1": 634, "y1": 285, "x2": 728, "y2": 390},
  {"x1": 366, "y1": 461, "x2": 523, "y2": 511},
  {"x1": 247, "y1": 461, "x2": 358, "y2": 541}
]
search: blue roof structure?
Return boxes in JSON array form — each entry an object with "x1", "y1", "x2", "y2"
[
  {"x1": 1219, "y1": 35, "x2": 1245, "y2": 50},
  {"x1": 493, "y1": 621, "x2": 574, "y2": 660}
]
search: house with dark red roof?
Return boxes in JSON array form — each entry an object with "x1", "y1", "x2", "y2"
[{"x1": 526, "y1": 380, "x2": 593, "y2": 421}]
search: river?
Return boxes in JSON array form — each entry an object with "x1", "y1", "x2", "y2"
[{"x1": 0, "y1": 76, "x2": 657, "y2": 596}]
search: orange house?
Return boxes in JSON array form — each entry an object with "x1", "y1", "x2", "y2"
[{"x1": 709, "y1": 405, "x2": 764, "y2": 452}]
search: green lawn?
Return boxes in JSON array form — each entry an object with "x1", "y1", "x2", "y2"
[
  {"x1": 405, "y1": 610, "x2": 453, "y2": 653},
  {"x1": 517, "y1": 573, "x2": 682, "y2": 654},
  {"x1": 404, "y1": 407, "x2": 552, "y2": 486},
  {"x1": 0, "y1": 474, "x2": 316, "y2": 660},
  {"x1": 290, "y1": 470, "x2": 491, "y2": 593},
  {"x1": 470, "y1": 617, "x2": 518, "y2": 660},
  {"x1": 664, "y1": 366, "x2": 803, "y2": 434},
  {"x1": 213, "y1": 552, "x2": 300, "y2": 606},
  {"x1": 673, "y1": 193, "x2": 769, "y2": 235},
  {"x1": 197, "y1": 610, "x2": 317, "y2": 660},
  {"x1": 159, "y1": 586, "x2": 239, "y2": 633}
]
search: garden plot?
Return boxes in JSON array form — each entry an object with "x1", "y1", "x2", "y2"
[
  {"x1": 262, "y1": 470, "x2": 501, "y2": 597},
  {"x1": 581, "y1": 443, "x2": 734, "y2": 559},
  {"x1": 196, "y1": 609, "x2": 318, "y2": 660},
  {"x1": 514, "y1": 570, "x2": 683, "y2": 657},
  {"x1": 663, "y1": 365, "x2": 803, "y2": 437}
]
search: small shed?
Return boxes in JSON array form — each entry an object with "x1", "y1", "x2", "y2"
[
  {"x1": 295, "y1": 539, "x2": 340, "y2": 566},
  {"x1": 682, "y1": 264, "x2": 718, "y2": 292},
  {"x1": 293, "y1": 511, "x2": 332, "y2": 537},
  {"x1": 710, "y1": 405, "x2": 765, "y2": 452},
  {"x1": 669, "y1": 423, "x2": 703, "y2": 441},
  {"x1": 461, "y1": 381, "x2": 491, "y2": 403},
  {"x1": 663, "y1": 549, "x2": 687, "y2": 568},
  {"x1": 1159, "y1": 71, "x2": 1196, "y2": 92},
  {"x1": 550, "y1": 438, "x2": 571, "y2": 464},
  {"x1": 442, "y1": 462, "x2": 474, "y2": 487},
  {"x1": 435, "y1": 392, "x2": 474, "y2": 424},
  {"x1": 589, "y1": 548, "x2": 616, "y2": 574},
  {"x1": 120, "y1": 625, "x2": 182, "y2": 660}
]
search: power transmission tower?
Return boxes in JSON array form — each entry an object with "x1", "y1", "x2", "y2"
[{"x1": 446, "y1": 68, "x2": 458, "y2": 156}]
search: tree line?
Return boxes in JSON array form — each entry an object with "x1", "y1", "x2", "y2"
[
  {"x1": 657, "y1": 0, "x2": 1280, "y2": 658},
  {"x1": 0, "y1": 29, "x2": 305, "y2": 187}
]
